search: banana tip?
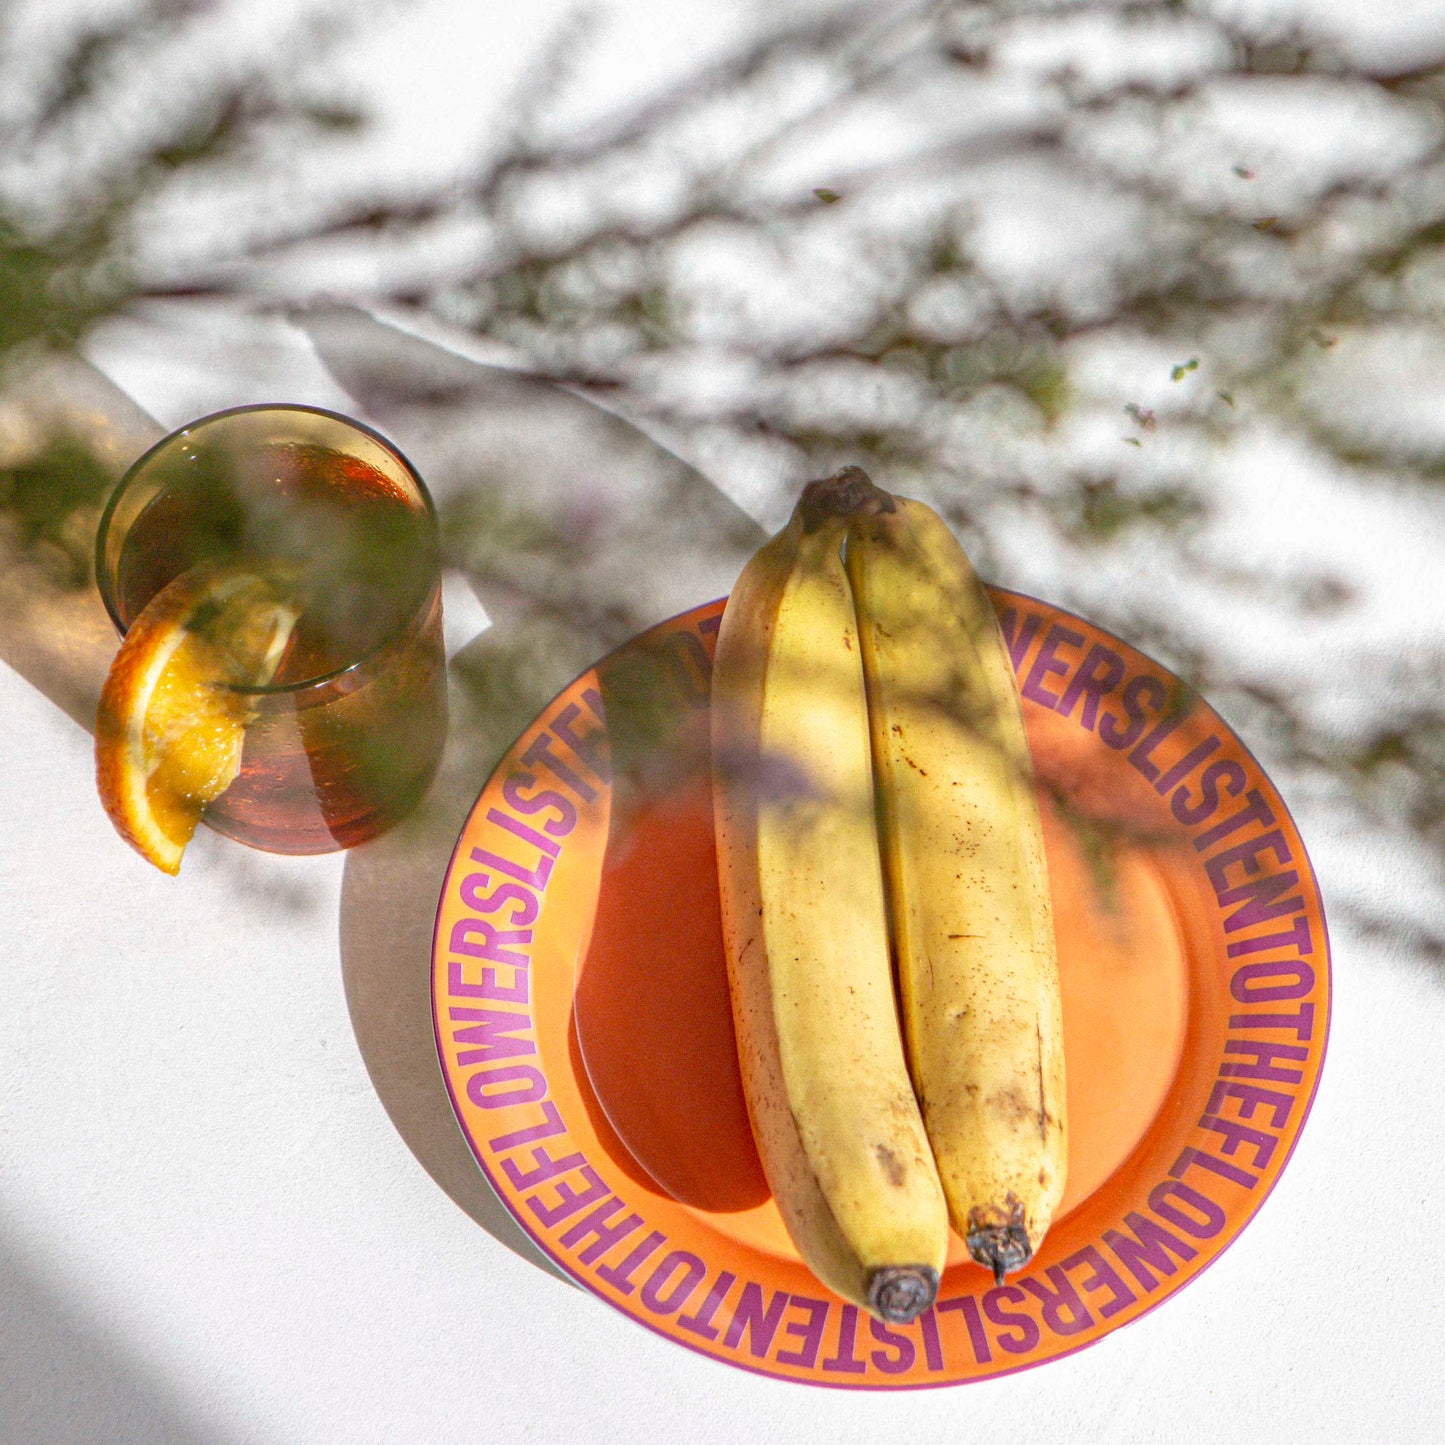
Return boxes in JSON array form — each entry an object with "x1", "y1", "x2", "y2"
[
  {"x1": 966, "y1": 1221, "x2": 1033, "y2": 1287},
  {"x1": 866, "y1": 1265, "x2": 939, "y2": 1324}
]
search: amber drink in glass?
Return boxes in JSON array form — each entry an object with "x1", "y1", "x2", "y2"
[{"x1": 96, "y1": 404, "x2": 447, "y2": 854}]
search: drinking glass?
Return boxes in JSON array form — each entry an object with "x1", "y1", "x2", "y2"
[{"x1": 95, "y1": 404, "x2": 448, "y2": 854}]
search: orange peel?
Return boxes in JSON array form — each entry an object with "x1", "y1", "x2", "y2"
[{"x1": 95, "y1": 562, "x2": 300, "y2": 874}]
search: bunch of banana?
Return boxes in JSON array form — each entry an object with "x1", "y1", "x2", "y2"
[
  {"x1": 711, "y1": 467, "x2": 1066, "y2": 1319},
  {"x1": 709, "y1": 484, "x2": 948, "y2": 1323}
]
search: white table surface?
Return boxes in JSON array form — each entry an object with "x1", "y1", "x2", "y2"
[{"x1": 2, "y1": 301, "x2": 1442, "y2": 1444}]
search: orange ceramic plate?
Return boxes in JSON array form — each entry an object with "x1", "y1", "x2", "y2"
[{"x1": 431, "y1": 592, "x2": 1329, "y2": 1387}]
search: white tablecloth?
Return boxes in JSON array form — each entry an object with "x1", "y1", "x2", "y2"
[{"x1": 2, "y1": 302, "x2": 1441, "y2": 1443}]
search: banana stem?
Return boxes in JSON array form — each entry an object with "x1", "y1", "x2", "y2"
[{"x1": 797, "y1": 465, "x2": 894, "y2": 532}]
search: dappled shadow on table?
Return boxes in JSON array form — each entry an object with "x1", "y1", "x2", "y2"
[
  {"x1": 0, "y1": 1224, "x2": 236, "y2": 1445},
  {"x1": 5, "y1": 0, "x2": 1445, "y2": 1357},
  {"x1": 5, "y1": 0, "x2": 1445, "y2": 960},
  {"x1": 324, "y1": 311, "x2": 765, "y2": 1271},
  {"x1": 0, "y1": 317, "x2": 765, "y2": 1280}
]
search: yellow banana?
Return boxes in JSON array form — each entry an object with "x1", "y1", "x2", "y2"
[
  {"x1": 842, "y1": 472, "x2": 1067, "y2": 1284},
  {"x1": 710, "y1": 479, "x2": 949, "y2": 1324}
]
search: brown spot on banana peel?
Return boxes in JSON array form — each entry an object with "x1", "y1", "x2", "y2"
[
  {"x1": 874, "y1": 1142, "x2": 906, "y2": 1188},
  {"x1": 988, "y1": 1086, "x2": 1034, "y2": 1125},
  {"x1": 967, "y1": 1196, "x2": 1032, "y2": 1287},
  {"x1": 1037, "y1": 1020, "x2": 1048, "y2": 1143}
]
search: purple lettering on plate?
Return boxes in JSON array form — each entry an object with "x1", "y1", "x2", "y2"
[
  {"x1": 525, "y1": 1164, "x2": 611, "y2": 1227},
  {"x1": 936, "y1": 1295, "x2": 992, "y2": 1365},
  {"x1": 1019, "y1": 1266, "x2": 1094, "y2": 1336},
  {"x1": 723, "y1": 1284, "x2": 788, "y2": 1358},
  {"x1": 981, "y1": 1285, "x2": 1040, "y2": 1355},
  {"x1": 1056, "y1": 642, "x2": 1126, "y2": 732},
  {"x1": 501, "y1": 772, "x2": 579, "y2": 837},
  {"x1": 1059, "y1": 1245, "x2": 1137, "y2": 1320},
  {"x1": 1148, "y1": 1181, "x2": 1227, "y2": 1239},
  {"x1": 639, "y1": 1251, "x2": 707, "y2": 1316},
  {"x1": 594, "y1": 1230, "x2": 666, "y2": 1296},
  {"x1": 1021, "y1": 624, "x2": 1085, "y2": 708},
  {"x1": 775, "y1": 1297, "x2": 829, "y2": 1369},
  {"x1": 521, "y1": 731, "x2": 599, "y2": 803},
  {"x1": 1101, "y1": 1212, "x2": 1198, "y2": 1291},
  {"x1": 820, "y1": 1304, "x2": 868, "y2": 1375},
  {"x1": 867, "y1": 1315, "x2": 916, "y2": 1374},
  {"x1": 676, "y1": 1271, "x2": 737, "y2": 1341},
  {"x1": 559, "y1": 1197, "x2": 644, "y2": 1264},
  {"x1": 486, "y1": 1100, "x2": 566, "y2": 1153},
  {"x1": 466, "y1": 1063, "x2": 548, "y2": 1109}
]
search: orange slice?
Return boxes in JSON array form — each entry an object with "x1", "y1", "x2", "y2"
[{"x1": 96, "y1": 563, "x2": 300, "y2": 874}]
